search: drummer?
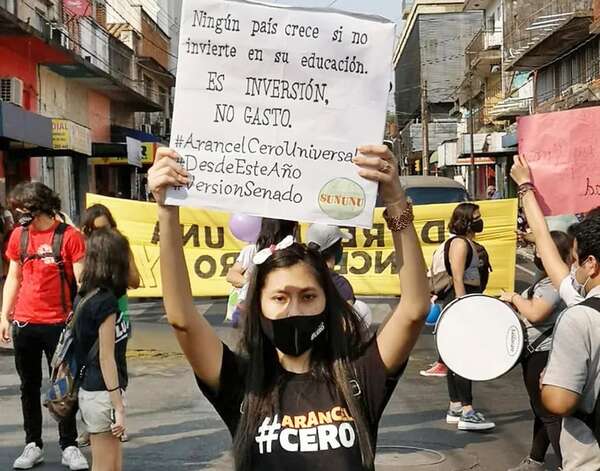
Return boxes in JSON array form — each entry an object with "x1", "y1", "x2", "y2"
[
  {"x1": 500, "y1": 231, "x2": 571, "y2": 471},
  {"x1": 439, "y1": 203, "x2": 495, "y2": 431}
]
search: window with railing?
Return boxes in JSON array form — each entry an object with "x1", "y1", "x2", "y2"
[{"x1": 536, "y1": 36, "x2": 600, "y2": 104}]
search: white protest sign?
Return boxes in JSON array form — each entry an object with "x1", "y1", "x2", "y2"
[
  {"x1": 167, "y1": 0, "x2": 395, "y2": 228},
  {"x1": 126, "y1": 137, "x2": 143, "y2": 168}
]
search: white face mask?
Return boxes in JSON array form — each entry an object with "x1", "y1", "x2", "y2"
[{"x1": 572, "y1": 261, "x2": 592, "y2": 297}]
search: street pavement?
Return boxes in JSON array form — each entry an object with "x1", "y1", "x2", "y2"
[{"x1": 0, "y1": 256, "x2": 547, "y2": 471}]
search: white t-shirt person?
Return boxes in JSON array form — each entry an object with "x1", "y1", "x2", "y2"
[{"x1": 543, "y1": 285, "x2": 600, "y2": 470}]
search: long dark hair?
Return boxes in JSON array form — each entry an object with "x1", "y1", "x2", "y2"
[
  {"x1": 81, "y1": 204, "x2": 117, "y2": 237},
  {"x1": 233, "y1": 243, "x2": 373, "y2": 470},
  {"x1": 255, "y1": 218, "x2": 298, "y2": 251},
  {"x1": 448, "y1": 203, "x2": 480, "y2": 236},
  {"x1": 527, "y1": 231, "x2": 572, "y2": 299},
  {"x1": 80, "y1": 228, "x2": 130, "y2": 298}
]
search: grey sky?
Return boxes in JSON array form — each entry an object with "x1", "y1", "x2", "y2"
[{"x1": 268, "y1": 0, "x2": 404, "y2": 31}]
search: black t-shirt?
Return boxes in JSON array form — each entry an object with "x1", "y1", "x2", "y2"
[
  {"x1": 196, "y1": 339, "x2": 402, "y2": 470},
  {"x1": 74, "y1": 288, "x2": 129, "y2": 391}
]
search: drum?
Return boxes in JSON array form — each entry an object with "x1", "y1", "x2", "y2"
[{"x1": 436, "y1": 294, "x2": 524, "y2": 381}]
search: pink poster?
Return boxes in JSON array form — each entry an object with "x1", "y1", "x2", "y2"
[
  {"x1": 518, "y1": 107, "x2": 600, "y2": 216},
  {"x1": 63, "y1": 0, "x2": 90, "y2": 16}
]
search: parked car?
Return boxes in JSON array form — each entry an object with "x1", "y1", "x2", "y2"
[{"x1": 376, "y1": 176, "x2": 470, "y2": 206}]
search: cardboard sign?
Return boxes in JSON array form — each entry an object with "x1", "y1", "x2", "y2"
[
  {"x1": 166, "y1": 0, "x2": 395, "y2": 228},
  {"x1": 518, "y1": 107, "x2": 600, "y2": 216}
]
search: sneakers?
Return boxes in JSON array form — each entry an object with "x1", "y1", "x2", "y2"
[
  {"x1": 13, "y1": 443, "x2": 44, "y2": 469},
  {"x1": 446, "y1": 408, "x2": 462, "y2": 424},
  {"x1": 420, "y1": 361, "x2": 448, "y2": 377},
  {"x1": 458, "y1": 411, "x2": 496, "y2": 431},
  {"x1": 61, "y1": 446, "x2": 89, "y2": 471},
  {"x1": 507, "y1": 457, "x2": 546, "y2": 471}
]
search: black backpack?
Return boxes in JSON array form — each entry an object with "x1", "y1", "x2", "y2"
[
  {"x1": 472, "y1": 240, "x2": 492, "y2": 292},
  {"x1": 573, "y1": 296, "x2": 600, "y2": 445},
  {"x1": 20, "y1": 223, "x2": 76, "y2": 316}
]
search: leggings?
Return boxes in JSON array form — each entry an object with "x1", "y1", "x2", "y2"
[
  {"x1": 441, "y1": 285, "x2": 480, "y2": 408},
  {"x1": 522, "y1": 351, "x2": 562, "y2": 464},
  {"x1": 447, "y1": 371, "x2": 473, "y2": 406}
]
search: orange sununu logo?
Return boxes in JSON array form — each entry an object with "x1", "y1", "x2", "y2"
[{"x1": 318, "y1": 178, "x2": 366, "y2": 220}]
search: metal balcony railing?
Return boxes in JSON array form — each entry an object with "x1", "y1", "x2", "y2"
[
  {"x1": 466, "y1": 29, "x2": 503, "y2": 68},
  {"x1": 503, "y1": 0, "x2": 592, "y2": 68}
]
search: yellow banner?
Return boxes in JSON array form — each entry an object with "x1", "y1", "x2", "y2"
[{"x1": 86, "y1": 194, "x2": 517, "y2": 297}]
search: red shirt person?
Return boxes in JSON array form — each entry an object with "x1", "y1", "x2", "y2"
[{"x1": 0, "y1": 182, "x2": 89, "y2": 470}]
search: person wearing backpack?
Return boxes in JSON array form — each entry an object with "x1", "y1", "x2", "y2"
[
  {"x1": 0, "y1": 182, "x2": 88, "y2": 470},
  {"x1": 430, "y1": 203, "x2": 495, "y2": 431},
  {"x1": 74, "y1": 227, "x2": 130, "y2": 471},
  {"x1": 500, "y1": 231, "x2": 571, "y2": 471}
]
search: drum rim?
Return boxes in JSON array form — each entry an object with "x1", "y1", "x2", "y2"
[{"x1": 434, "y1": 294, "x2": 526, "y2": 381}]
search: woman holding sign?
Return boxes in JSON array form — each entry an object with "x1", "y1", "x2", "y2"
[{"x1": 148, "y1": 145, "x2": 430, "y2": 471}]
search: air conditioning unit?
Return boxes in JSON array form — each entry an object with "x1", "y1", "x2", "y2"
[{"x1": 0, "y1": 77, "x2": 24, "y2": 107}]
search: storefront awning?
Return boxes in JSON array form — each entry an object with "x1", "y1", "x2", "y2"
[
  {"x1": 90, "y1": 142, "x2": 156, "y2": 165},
  {"x1": 111, "y1": 125, "x2": 163, "y2": 144},
  {"x1": 0, "y1": 102, "x2": 52, "y2": 150}
]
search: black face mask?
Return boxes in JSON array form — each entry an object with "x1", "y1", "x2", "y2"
[
  {"x1": 260, "y1": 312, "x2": 327, "y2": 357},
  {"x1": 17, "y1": 212, "x2": 34, "y2": 227},
  {"x1": 534, "y1": 256, "x2": 545, "y2": 272},
  {"x1": 471, "y1": 219, "x2": 484, "y2": 234}
]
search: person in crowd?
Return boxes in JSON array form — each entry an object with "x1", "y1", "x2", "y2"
[
  {"x1": 78, "y1": 204, "x2": 140, "y2": 446},
  {"x1": 74, "y1": 228, "x2": 130, "y2": 471},
  {"x1": 0, "y1": 182, "x2": 89, "y2": 470},
  {"x1": 511, "y1": 155, "x2": 600, "y2": 469},
  {"x1": 437, "y1": 203, "x2": 495, "y2": 431},
  {"x1": 226, "y1": 218, "x2": 298, "y2": 327},
  {"x1": 511, "y1": 155, "x2": 590, "y2": 307},
  {"x1": 487, "y1": 185, "x2": 500, "y2": 200},
  {"x1": 306, "y1": 224, "x2": 373, "y2": 328},
  {"x1": 500, "y1": 231, "x2": 571, "y2": 471},
  {"x1": 148, "y1": 145, "x2": 430, "y2": 470}
]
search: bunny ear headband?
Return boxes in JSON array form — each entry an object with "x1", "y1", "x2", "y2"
[{"x1": 253, "y1": 235, "x2": 295, "y2": 265}]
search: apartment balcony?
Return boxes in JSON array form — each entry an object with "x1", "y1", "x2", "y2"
[
  {"x1": 46, "y1": 17, "x2": 161, "y2": 111},
  {"x1": 466, "y1": 29, "x2": 502, "y2": 76},
  {"x1": 504, "y1": 2, "x2": 593, "y2": 71},
  {"x1": 457, "y1": 132, "x2": 513, "y2": 155},
  {"x1": 490, "y1": 97, "x2": 533, "y2": 119},
  {"x1": 0, "y1": 5, "x2": 160, "y2": 112}
]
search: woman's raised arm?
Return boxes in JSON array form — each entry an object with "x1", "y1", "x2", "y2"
[{"x1": 353, "y1": 145, "x2": 430, "y2": 375}]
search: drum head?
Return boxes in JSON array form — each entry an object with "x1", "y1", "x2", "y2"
[{"x1": 436, "y1": 295, "x2": 524, "y2": 381}]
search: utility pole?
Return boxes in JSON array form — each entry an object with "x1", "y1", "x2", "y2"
[
  {"x1": 421, "y1": 79, "x2": 429, "y2": 176},
  {"x1": 469, "y1": 72, "x2": 476, "y2": 197}
]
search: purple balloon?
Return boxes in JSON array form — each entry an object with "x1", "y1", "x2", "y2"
[{"x1": 229, "y1": 213, "x2": 262, "y2": 243}]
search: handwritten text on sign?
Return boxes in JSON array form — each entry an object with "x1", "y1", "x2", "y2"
[
  {"x1": 166, "y1": 0, "x2": 395, "y2": 228},
  {"x1": 518, "y1": 107, "x2": 600, "y2": 216}
]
